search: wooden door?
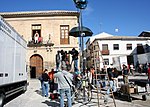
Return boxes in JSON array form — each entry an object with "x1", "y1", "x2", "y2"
[{"x1": 30, "y1": 54, "x2": 43, "y2": 78}]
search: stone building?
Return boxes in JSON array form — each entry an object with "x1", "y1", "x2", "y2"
[{"x1": 0, "y1": 10, "x2": 79, "y2": 78}]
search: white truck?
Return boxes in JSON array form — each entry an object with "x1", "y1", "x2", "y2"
[{"x1": 0, "y1": 16, "x2": 27, "y2": 107}]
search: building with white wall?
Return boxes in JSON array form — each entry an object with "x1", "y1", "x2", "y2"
[{"x1": 86, "y1": 32, "x2": 150, "y2": 70}]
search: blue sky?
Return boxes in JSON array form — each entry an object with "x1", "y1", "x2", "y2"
[{"x1": 0, "y1": 0, "x2": 150, "y2": 37}]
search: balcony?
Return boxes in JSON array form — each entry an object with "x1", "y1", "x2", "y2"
[
  {"x1": 27, "y1": 39, "x2": 54, "y2": 47},
  {"x1": 101, "y1": 50, "x2": 109, "y2": 55}
]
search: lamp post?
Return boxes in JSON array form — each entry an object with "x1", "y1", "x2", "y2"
[
  {"x1": 73, "y1": 0, "x2": 88, "y2": 72},
  {"x1": 73, "y1": 0, "x2": 88, "y2": 102}
]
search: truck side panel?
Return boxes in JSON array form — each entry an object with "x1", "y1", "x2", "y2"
[
  {"x1": 0, "y1": 15, "x2": 27, "y2": 107},
  {"x1": 0, "y1": 30, "x2": 5, "y2": 85},
  {"x1": 3, "y1": 29, "x2": 15, "y2": 84},
  {"x1": 0, "y1": 15, "x2": 27, "y2": 86},
  {"x1": 14, "y1": 39, "x2": 27, "y2": 82}
]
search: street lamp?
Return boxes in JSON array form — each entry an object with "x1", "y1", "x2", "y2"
[{"x1": 73, "y1": 0, "x2": 88, "y2": 9}]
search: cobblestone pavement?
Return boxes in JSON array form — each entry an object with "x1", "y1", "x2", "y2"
[{"x1": 4, "y1": 74, "x2": 150, "y2": 107}]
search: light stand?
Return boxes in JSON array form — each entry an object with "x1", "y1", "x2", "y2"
[{"x1": 73, "y1": 0, "x2": 88, "y2": 102}]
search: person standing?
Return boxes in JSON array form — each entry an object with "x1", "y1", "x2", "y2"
[
  {"x1": 136, "y1": 61, "x2": 139, "y2": 73},
  {"x1": 48, "y1": 69, "x2": 55, "y2": 93},
  {"x1": 130, "y1": 63, "x2": 134, "y2": 76},
  {"x1": 113, "y1": 68, "x2": 119, "y2": 88},
  {"x1": 38, "y1": 74, "x2": 43, "y2": 90},
  {"x1": 60, "y1": 50, "x2": 67, "y2": 70},
  {"x1": 147, "y1": 64, "x2": 150, "y2": 86},
  {"x1": 104, "y1": 68, "x2": 116, "y2": 103},
  {"x1": 56, "y1": 51, "x2": 61, "y2": 71},
  {"x1": 98, "y1": 66, "x2": 106, "y2": 88},
  {"x1": 41, "y1": 69, "x2": 50, "y2": 97},
  {"x1": 34, "y1": 31, "x2": 39, "y2": 44},
  {"x1": 71, "y1": 48, "x2": 79, "y2": 72},
  {"x1": 89, "y1": 66, "x2": 95, "y2": 85},
  {"x1": 73, "y1": 68, "x2": 81, "y2": 89},
  {"x1": 54, "y1": 65, "x2": 73, "y2": 107},
  {"x1": 122, "y1": 64, "x2": 129, "y2": 84}
]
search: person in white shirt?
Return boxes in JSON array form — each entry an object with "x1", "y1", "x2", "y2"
[
  {"x1": 34, "y1": 31, "x2": 39, "y2": 43},
  {"x1": 130, "y1": 63, "x2": 134, "y2": 75}
]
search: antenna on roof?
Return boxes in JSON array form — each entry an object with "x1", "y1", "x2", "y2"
[{"x1": 100, "y1": 22, "x2": 102, "y2": 33}]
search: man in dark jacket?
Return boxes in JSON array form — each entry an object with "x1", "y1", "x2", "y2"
[
  {"x1": 56, "y1": 51, "x2": 61, "y2": 71},
  {"x1": 71, "y1": 48, "x2": 79, "y2": 72},
  {"x1": 41, "y1": 69, "x2": 50, "y2": 97}
]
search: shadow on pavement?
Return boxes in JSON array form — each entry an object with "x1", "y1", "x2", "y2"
[
  {"x1": 114, "y1": 91, "x2": 147, "y2": 102},
  {"x1": 35, "y1": 89, "x2": 42, "y2": 96},
  {"x1": 42, "y1": 100, "x2": 60, "y2": 107}
]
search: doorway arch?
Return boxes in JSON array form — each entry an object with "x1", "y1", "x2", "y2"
[{"x1": 30, "y1": 54, "x2": 43, "y2": 78}]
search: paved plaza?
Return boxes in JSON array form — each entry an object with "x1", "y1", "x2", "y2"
[{"x1": 4, "y1": 73, "x2": 150, "y2": 107}]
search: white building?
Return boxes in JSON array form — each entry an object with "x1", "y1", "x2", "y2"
[{"x1": 86, "y1": 32, "x2": 150, "y2": 70}]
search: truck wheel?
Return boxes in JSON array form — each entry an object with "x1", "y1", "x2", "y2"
[
  {"x1": 142, "y1": 95, "x2": 147, "y2": 101},
  {"x1": 0, "y1": 93, "x2": 5, "y2": 107},
  {"x1": 22, "y1": 83, "x2": 28, "y2": 93}
]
